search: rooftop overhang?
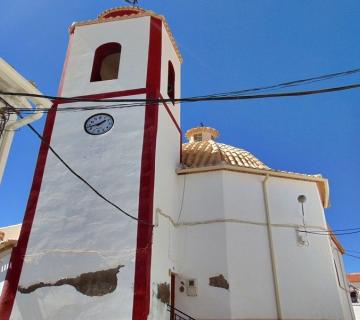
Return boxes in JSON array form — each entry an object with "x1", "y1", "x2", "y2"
[
  {"x1": 69, "y1": 7, "x2": 183, "y2": 64},
  {"x1": 0, "y1": 59, "x2": 52, "y2": 182},
  {"x1": 0, "y1": 239, "x2": 17, "y2": 256},
  {"x1": 176, "y1": 164, "x2": 329, "y2": 209},
  {"x1": 0, "y1": 58, "x2": 51, "y2": 111},
  {"x1": 329, "y1": 230, "x2": 345, "y2": 254}
]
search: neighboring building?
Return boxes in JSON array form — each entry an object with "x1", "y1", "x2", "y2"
[
  {"x1": 0, "y1": 58, "x2": 52, "y2": 183},
  {"x1": 0, "y1": 6, "x2": 355, "y2": 320},
  {"x1": 348, "y1": 273, "x2": 360, "y2": 319},
  {"x1": 0, "y1": 225, "x2": 21, "y2": 295}
]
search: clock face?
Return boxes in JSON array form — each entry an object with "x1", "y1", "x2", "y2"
[{"x1": 84, "y1": 113, "x2": 114, "y2": 135}]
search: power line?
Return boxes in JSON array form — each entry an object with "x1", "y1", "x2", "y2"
[
  {"x1": 1, "y1": 83, "x2": 360, "y2": 112},
  {"x1": 191, "y1": 67, "x2": 360, "y2": 98},
  {"x1": 299, "y1": 229, "x2": 360, "y2": 236},
  {"x1": 347, "y1": 249, "x2": 360, "y2": 255},
  {"x1": 345, "y1": 253, "x2": 360, "y2": 260},
  {"x1": 1, "y1": 98, "x2": 153, "y2": 227},
  {"x1": 300, "y1": 226, "x2": 360, "y2": 234}
]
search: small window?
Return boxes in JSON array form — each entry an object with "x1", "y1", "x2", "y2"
[
  {"x1": 167, "y1": 61, "x2": 175, "y2": 102},
  {"x1": 91, "y1": 42, "x2": 121, "y2": 82},
  {"x1": 351, "y1": 291, "x2": 358, "y2": 303},
  {"x1": 193, "y1": 134, "x2": 202, "y2": 142}
]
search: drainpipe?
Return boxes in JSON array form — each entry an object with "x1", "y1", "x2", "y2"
[{"x1": 262, "y1": 174, "x2": 283, "y2": 320}]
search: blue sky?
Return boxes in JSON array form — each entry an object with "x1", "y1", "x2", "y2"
[{"x1": 1, "y1": 0, "x2": 360, "y2": 272}]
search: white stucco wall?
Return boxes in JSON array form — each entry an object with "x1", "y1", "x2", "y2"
[
  {"x1": 149, "y1": 23, "x2": 182, "y2": 318},
  {"x1": 0, "y1": 113, "x2": 17, "y2": 183},
  {"x1": 160, "y1": 23, "x2": 181, "y2": 105},
  {"x1": 0, "y1": 249, "x2": 12, "y2": 295},
  {"x1": 169, "y1": 170, "x2": 347, "y2": 320},
  {"x1": 10, "y1": 98, "x2": 145, "y2": 320},
  {"x1": 62, "y1": 16, "x2": 151, "y2": 97},
  {"x1": 331, "y1": 242, "x2": 355, "y2": 320},
  {"x1": 354, "y1": 304, "x2": 360, "y2": 320}
]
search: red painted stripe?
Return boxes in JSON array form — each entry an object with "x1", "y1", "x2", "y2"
[
  {"x1": 0, "y1": 29, "x2": 76, "y2": 319},
  {"x1": 57, "y1": 33, "x2": 74, "y2": 96},
  {"x1": 160, "y1": 94, "x2": 181, "y2": 135},
  {"x1": 0, "y1": 104, "x2": 58, "y2": 319},
  {"x1": 53, "y1": 88, "x2": 147, "y2": 105},
  {"x1": 132, "y1": 17, "x2": 162, "y2": 320},
  {"x1": 170, "y1": 273, "x2": 176, "y2": 320},
  {"x1": 159, "y1": 94, "x2": 182, "y2": 163}
]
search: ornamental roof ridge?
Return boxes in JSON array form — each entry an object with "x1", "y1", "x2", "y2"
[
  {"x1": 98, "y1": 6, "x2": 146, "y2": 19},
  {"x1": 69, "y1": 7, "x2": 183, "y2": 63}
]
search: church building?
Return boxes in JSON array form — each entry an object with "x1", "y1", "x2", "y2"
[{"x1": 0, "y1": 6, "x2": 355, "y2": 320}]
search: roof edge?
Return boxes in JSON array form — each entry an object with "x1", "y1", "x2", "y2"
[
  {"x1": 70, "y1": 10, "x2": 183, "y2": 63},
  {"x1": 176, "y1": 164, "x2": 329, "y2": 208}
]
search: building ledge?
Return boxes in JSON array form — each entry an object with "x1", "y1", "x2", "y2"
[{"x1": 176, "y1": 164, "x2": 329, "y2": 208}]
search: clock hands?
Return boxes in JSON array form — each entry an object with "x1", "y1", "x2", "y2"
[{"x1": 87, "y1": 120, "x2": 107, "y2": 129}]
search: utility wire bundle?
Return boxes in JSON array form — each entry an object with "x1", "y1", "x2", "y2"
[
  {"x1": 0, "y1": 67, "x2": 360, "y2": 115},
  {"x1": 2, "y1": 68, "x2": 360, "y2": 260}
]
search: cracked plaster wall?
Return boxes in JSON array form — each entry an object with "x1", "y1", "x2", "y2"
[{"x1": 8, "y1": 16, "x2": 152, "y2": 320}]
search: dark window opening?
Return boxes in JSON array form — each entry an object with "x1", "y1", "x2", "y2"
[
  {"x1": 193, "y1": 134, "x2": 202, "y2": 142},
  {"x1": 91, "y1": 42, "x2": 121, "y2": 82},
  {"x1": 351, "y1": 291, "x2": 358, "y2": 303},
  {"x1": 167, "y1": 61, "x2": 175, "y2": 102}
]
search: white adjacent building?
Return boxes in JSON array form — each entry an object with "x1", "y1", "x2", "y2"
[
  {"x1": 0, "y1": 225, "x2": 21, "y2": 295},
  {"x1": 0, "y1": 58, "x2": 51, "y2": 183},
  {"x1": 348, "y1": 273, "x2": 360, "y2": 319},
  {"x1": 0, "y1": 6, "x2": 354, "y2": 320}
]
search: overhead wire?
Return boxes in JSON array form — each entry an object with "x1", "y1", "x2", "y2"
[
  {"x1": 345, "y1": 253, "x2": 360, "y2": 260},
  {"x1": 1, "y1": 82, "x2": 360, "y2": 115},
  {"x1": 190, "y1": 67, "x2": 360, "y2": 98},
  {"x1": 0, "y1": 98, "x2": 153, "y2": 227},
  {"x1": 2, "y1": 67, "x2": 360, "y2": 115}
]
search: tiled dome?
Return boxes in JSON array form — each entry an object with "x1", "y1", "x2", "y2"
[{"x1": 182, "y1": 127, "x2": 270, "y2": 170}]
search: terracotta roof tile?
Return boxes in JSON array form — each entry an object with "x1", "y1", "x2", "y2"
[
  {"x1": 348, "y1": 273, "x2": 360, "y2": 283},
  {"x1": 182, "y1": 140, "x2": 270, "y2": 170}
]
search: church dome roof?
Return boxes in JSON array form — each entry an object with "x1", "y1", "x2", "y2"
[{"x1": 182, "y1": 126, "x2": 270, "y2": 170}]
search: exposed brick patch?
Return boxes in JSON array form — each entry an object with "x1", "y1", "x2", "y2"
[
  {"x1": 209, "y1": 274, "x2": 229, "y2": 290},
  {"x1": 157, "y1": 282, "x2": 170, "y2": 304},
  {"x1": 18, "y1": 265, "x2": 123, "y2": 297}
]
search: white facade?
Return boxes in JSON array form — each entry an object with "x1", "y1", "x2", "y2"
[
  {"x1": 1, "y1": 6, "x2": 353, "y2": 320},
  {"x1": 152, "y1": 168, "x2": 354, "y2": 320},
  {"x1": 0, "y1": 59, "x2": 51, "y2": 183},
  {"x1": 0, "y1": 225, "x2": 21, "y2": 296},
  {"x1": 1, "y1": 7, "x2": 182, "y2": 320}
]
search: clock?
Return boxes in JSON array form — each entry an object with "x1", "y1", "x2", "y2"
[{"x1": 84, "y1": 113, "x2": 114, "y2": 135}]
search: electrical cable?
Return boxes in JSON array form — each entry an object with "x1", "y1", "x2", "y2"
[
  {"x1": 1, "y1": 83, "x2": 360, "y2": 111},
  {"x1": 299, "y1": 229, "x2": 360, "y2": 236},
  {"x1": 345, "y1": 253, "x2": 360, "y2": 260},
  {"x1": 190, "y1": 67, "x2": 360, "y2": 98},
  {"x1": 347, "y1": 249, "x2": 360, "y2": 255},
  {"x1": 1, "y1": 98, "x2": 154, "y2": 227}
]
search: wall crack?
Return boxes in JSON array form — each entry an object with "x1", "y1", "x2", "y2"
[{"x1": 18, "y1": 265, "x2": 124, "y2": 297}]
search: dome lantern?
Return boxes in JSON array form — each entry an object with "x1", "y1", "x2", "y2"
[{"x1": 185, "y1": 126, "x2": 219, "y2": 143}]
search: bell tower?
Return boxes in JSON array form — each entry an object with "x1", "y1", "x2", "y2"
[{"x1": 0, "y1": 7, "x2": 182, "y2": 320}]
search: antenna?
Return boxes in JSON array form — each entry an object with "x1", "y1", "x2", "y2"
[{"x1": 125, "y1": 0, "x2": 139, "y2": 7}]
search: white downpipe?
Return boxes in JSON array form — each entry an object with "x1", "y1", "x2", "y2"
[
  {"x1": 6, "y1": 108, "x2": 43, "y2": 130},
  {"x1": 262, "y1": 174, "x2": 283, "y2": 320}
]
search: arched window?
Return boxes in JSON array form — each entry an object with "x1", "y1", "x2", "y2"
[
  {"x1": 167, "y1": 61, "x2": 175, "y2": 102},
  {"x1": 90, "y1": 42, "x2": 121, "y2": 82}
]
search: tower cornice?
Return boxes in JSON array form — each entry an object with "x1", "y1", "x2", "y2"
[{"x1": 69, "y1": 7, "x2": 183, "y2": 63}]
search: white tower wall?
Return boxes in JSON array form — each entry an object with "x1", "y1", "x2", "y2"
[
  {"x1": 1, "y1": 8, "x2": 183, "y2": 320},
  {"x1": 62, "y1": 17, "x2": 151, "y2": 97}
]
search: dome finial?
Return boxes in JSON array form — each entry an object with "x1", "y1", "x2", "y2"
[{"x1": 185, "y1": 126, "x2": 219, "y2": 143}]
